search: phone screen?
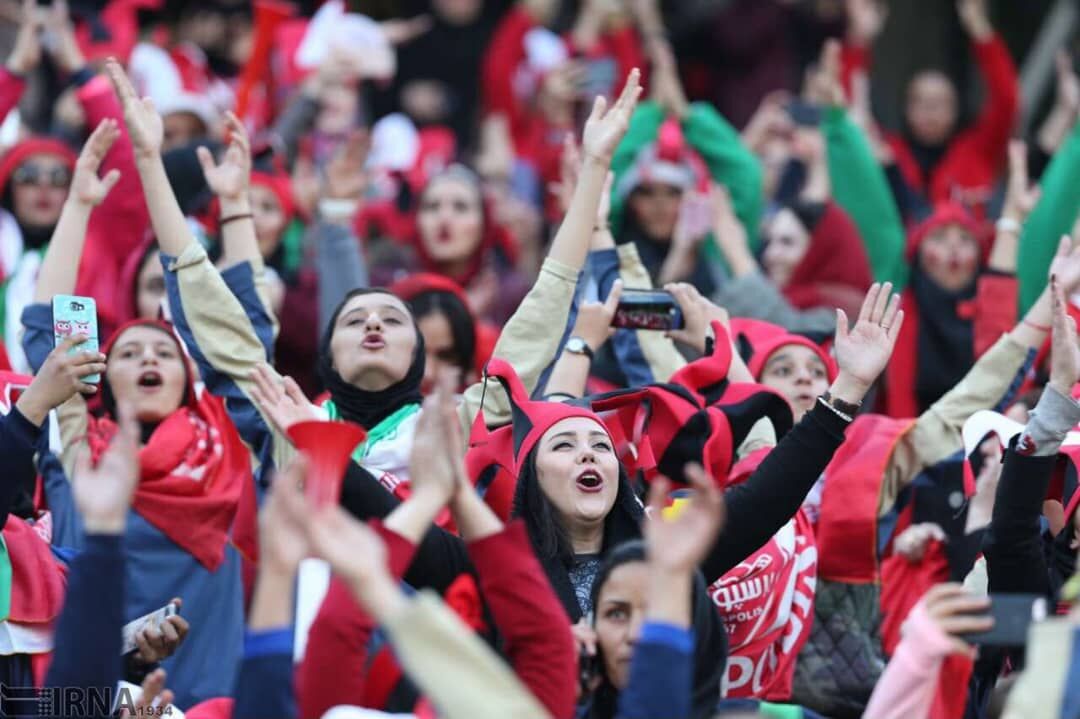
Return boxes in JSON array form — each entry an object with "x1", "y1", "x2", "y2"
[
  {"x1": 612, "y1": 291, "x2": 685, "y2": 331},
  {"x1": 52, "y1": 295, "x2": 100, "y2": 384}
]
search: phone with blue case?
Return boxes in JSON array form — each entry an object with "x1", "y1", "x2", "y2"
[{"x1": 52, "y1": 294, "x2": 100, "y2": 384}]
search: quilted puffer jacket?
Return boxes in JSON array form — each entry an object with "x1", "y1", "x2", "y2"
[{"x1": 790, "y1": 579, "x2": 887, "y2": 718}]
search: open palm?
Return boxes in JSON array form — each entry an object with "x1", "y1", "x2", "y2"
[
  {"x1": 581, "y1": 69, "x2": 642, "y2": 165},
  {"x1": 73, "y1": 404, "x2": 139, "y2": 532},
  {"x1": 70, "y1": 119, "x2": 122, "y2": 206},
  {"x1": 105, "y1": 59, "x2": 163, "y2": 159},
  {"x1": 1049, "y1": 275, "x2": 1080, "y2": 394},
  {"x1": 197, "y1": 112, "x2": 251, "y2": 201},
  {"x1": 833, "y1": 282, "x2": 903, "y2": 389}
]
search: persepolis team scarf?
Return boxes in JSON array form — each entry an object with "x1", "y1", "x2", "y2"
[
  {"x1": 87, "y1": 320, "x2": 249, "y2": 571},
  {"x1": 710, "y1": 448, "x2": 818, "y2": 701}
]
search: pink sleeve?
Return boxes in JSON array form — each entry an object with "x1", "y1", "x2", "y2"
[
  {"x1": 863, "y1": 600, "x2": 956, "y2": 719},
  {"x1": 0, "y1": 68, "x2": 26, "y2": 122},
  {"x1": 73, "y1": 74, "x2": 151, "y2": 332}
]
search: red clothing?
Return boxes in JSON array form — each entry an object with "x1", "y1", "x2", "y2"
[
  {"x1": 296, "y1": 520, "x2": 576, "y2": 719},
  {"x1": 467, "y1": 521, "x2": 577, "y2": 719},
  {"x1": 883, "y1": 272, "x2": 1018, "y2": 419},
  {"x1": 295, "y1": 520, "x2": 416, "y2": 719},
  {"x1": 782, "y1": 201, "x2": 873, "y2": 321},
  {"x1": 878, "y1": 36, "x2": 1017, "y2": 216},
  {"x1": 482, "y1": 6, "x2": 643, "y2": 214}
]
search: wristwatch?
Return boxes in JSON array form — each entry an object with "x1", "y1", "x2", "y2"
[{"x1": 565, "y1": 336, "x2": 595, "y2": 361}]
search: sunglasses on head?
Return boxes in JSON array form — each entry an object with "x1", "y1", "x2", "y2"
[{"x1": 12, "y1": 164, "x2": 72, "y2": 188}]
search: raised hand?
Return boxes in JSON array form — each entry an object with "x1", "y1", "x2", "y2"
[
  {"x1": 322, "y1": 130, "x2": 370, "y2": 201},
  {"x1": 249, "y1": 364, "x2": 320, "y2": 436},
  {"x1": 644, "y1": 464, "x2": 725, "y2": 573},
  {"x1": 69, "y1": 119, "x2": 122, "y2": 207},
  {"x1": 845, "y1": 0, "x2": 887, "y2": 47},
  {"x1": 832, "y1": 282, "x2": 903, "y2": 403},
  {"x1": 105, "y1": 58, "x2": 163, "y2": 161},
  {"x1": 956, "y1": 0, "x2": 993, "y2": 40},
  {"x1": 44, "y1": 0, "x2": 85, "y2": 75},
  {"x1": 197, "y1": 112, "x2": 251, "y2": 202},
  {"x1": 665, "y1": 281, "x2": 729, "y2": 354},
  {"x1": 581, "y1": 69, "x2": 642, "y2": 166},
  {"x1": 570, "y1": 280, "x2": 622, "y2": 353},
  {"x1": 805, "y1": 40, "x2": 845, "y2": 107},
  {"x1": 5, "y1": 0, "x2": 42, "y2": 76},
  {"x1": 307, "y1": 502, "x2": 396, "y2": 607},
  {"x1": 1001, "y1": 139, "x2": 1040, "y2": 224},
  {"x1": 72, "y1": 402, "x2": 139, "y2": 534},
  {"x1": 1049, "y1": 274, "x2": 1080, "y2": 396},
  {"x1": 408, "y1": 381, "x2": 461, "y2": 506},
  {"x1": 15, "y1": 335, "x2": 107, "y2": 425}
]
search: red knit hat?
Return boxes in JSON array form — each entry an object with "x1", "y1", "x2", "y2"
[
  {"x1": 251, "y1": 168, "x2": 297, "y2": 223},
  {"x1": 905, "y1": 202, "x2": 991, "y2": 264},
  {"x1": 747, "y1": 333, "x2": 838, "y2": 384},
  {"x1": 0, "y1": 138, "x2": 78, "y2": 195}
]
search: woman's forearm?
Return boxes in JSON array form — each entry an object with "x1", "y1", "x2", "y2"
[
  {"x1": 218, "y1": 195, "x2": 262, "y2": 271},
  {"x1": 33, "y1": 200, "x2": 93, "y2": 302},
  {"x1": 135, "y1": 156, "x2": 197, "y2": 257},
  {"x1": 549, "y1": 157, "x2": 607, "y2": 271}
]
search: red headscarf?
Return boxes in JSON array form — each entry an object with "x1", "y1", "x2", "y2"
[
  {"x1": 0, "y1": 138, "x2": 77, "y2": 195},
  {"x1": 85, "y1": 320, "x2": 250, "y2": 570},
  {"x1": 780, "y1": 201, "x2": 872, "y2": 321},
  {"x1": 410, "y1": 166, "x2": 519, "y2": 289},
  {"x1": 905, "y1": 202, "x2": 991, "y2": 263}
]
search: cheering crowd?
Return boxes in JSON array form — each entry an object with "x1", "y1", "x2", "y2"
[{"x1": 0, "y1": 0, "x2": 1078, "y2": 717}]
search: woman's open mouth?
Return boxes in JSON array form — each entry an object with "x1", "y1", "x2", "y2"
[
  {"x1": 137, "y1": 370, "x2": 163, "y2": 392},
  {"x1": 575, "y1": 469, "x2": 604, "y2": 494}
]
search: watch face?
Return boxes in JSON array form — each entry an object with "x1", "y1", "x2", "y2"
[{"x1": 566, "y1": 337, "x2": 585, "y2": 353}]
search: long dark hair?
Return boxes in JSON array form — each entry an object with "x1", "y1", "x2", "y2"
[
  {"x1": 408, "y1": 289, "x2": 476, "y2": 379},
  {"x1": 510, "y1": 445, "x2": 645, "y2": 568}
]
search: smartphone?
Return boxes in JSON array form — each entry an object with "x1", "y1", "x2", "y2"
[
  {"x1": 787, "y1": 99, "x2": 822, "y2": 127},
  {"x1": 121, "y1": 601, "x2": 180, "y2": 655},
  {"x1": 959, "y1": 594, "x2": 1047, "y2": 647},
  {"x1": 52, "y1": 295, "x2": 100, "y2": 384},
  {"x1": 612, "y1": 290, "x2": 685, "y2": 331}
]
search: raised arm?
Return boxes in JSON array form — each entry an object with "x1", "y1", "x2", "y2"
[
  {"x1": 0, "y1": 0, "x2": 39, "y2": 119},
  {"x1": 105, "y1": 61, "x2": 286, "y2": 470},
  {"x1": 703, "y1": 282, "x2": 903, "y2": 582},
  {"x1": 307, "y1": 505, "x2": 551, "y2": 719},
  {"x1": 458, "y1": 71, "x2": 642, "y2": 430},
  {"x1": 32, "y1": 120, "x2": 122, "y2": 303},
  {"x1": 198, "y1": 112, "x2": 261, "y2": 272},
  {"x1": 957, "y1": 0, "x2": 1018, "y2": 159},
  {"x1": 984, "y1": 277, "x2": 1080, "y2": 597}
]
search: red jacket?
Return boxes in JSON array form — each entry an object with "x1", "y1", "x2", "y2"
[
  {"x1": 296, "y1": 520, "x2": 577, "y2": 719},
  {"x1": 0, "y1": 69, "x2": 151, "y2": 341},
  {"x1": 845, "y1": 36, "x2": 1018, "y2": 218}
]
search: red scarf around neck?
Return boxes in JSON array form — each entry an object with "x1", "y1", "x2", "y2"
[{"x1": 85, "y1": 389, "x2": 249, "y2": 571}]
